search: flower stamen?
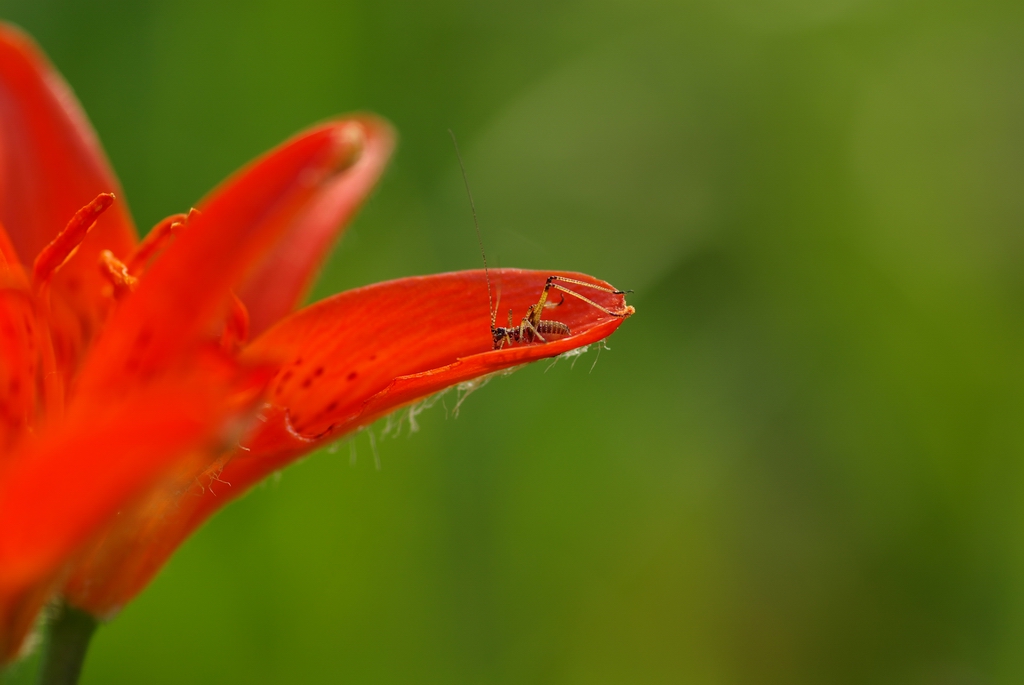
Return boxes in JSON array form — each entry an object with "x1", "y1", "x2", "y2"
[
  {"x1": 125, "y1": 212, "x2": 188, "y2": 274},
  {"x1": 98, "y1": 250, "x2": 138, "y2": 299},
  {"x1": 32, "y1": 193, "x2": 116, "y2": 288}
]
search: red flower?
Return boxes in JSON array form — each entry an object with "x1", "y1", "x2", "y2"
[{"x1": 0, "y1": 24, "x2": 633, "y2": 661}]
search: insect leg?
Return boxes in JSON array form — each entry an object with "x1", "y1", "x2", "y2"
[
  {"x1": 520, "y1": 316, "x2": 548, "y2": 343},
  {"x1": 548, "y1": 282, "x2": 631, "y2": 318},
  {"x1": 547, "y1": 275, "x2": 632, "y2": 296}
]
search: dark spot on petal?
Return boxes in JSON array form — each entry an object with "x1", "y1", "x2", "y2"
[
  {"x1": 369, "y1": 354, "x2": 377, "y2": 361},
  {"x1": 280, "y1": 370, "x2": 293, "y2": 383},
  {"x1": 347, "y1": 371, "x2": 357, "y2": 381},
  {"x1": 294, "y1": 357, "x2": 304, "y2": 366},
  {"x1": 325, "y1": 401, "x2": 338, "y2": 412},
  {"x1": 301, "y1": 377, "x2": 312, "y2": 389},
  {"x1": 313, "y1": 366, "x2": 324, "y2": 377}
]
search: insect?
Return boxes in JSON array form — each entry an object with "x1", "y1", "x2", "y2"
[
  {"x1": 449, "y1": 130, "x2": 632, "y2": 350},
  {"x1": 489, "y1": 274, "x2": 631, "y2": 349}
]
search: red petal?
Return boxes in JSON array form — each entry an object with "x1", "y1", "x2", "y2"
[
  {"x1": 241, "y1": 269, "x2": 633, "y2": 458},
  {"x1": 0, "y1": 24, "x2": 136, "y2": 326},
  {"x1": 73, "y1": 122, "x2": 365, "y2": 398},
  {"x1": 0, "y1": 350, "x2": 268, "y2": 661},
  {"x1": 0, "y1": 288, "x2": 36, "y2": 453},
  {"x1": 237, "y1": 116, "x2": 394, "y2": 336},
  {"x1": 60, "y1": 269, "x2": 632, "y2": 617}
]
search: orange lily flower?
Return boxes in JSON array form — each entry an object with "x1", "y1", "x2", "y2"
[{"x1": 0, "y1": 22, "x2": 633, "y2": 665}]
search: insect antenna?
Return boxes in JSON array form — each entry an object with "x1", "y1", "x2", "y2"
[{"x1": 448, "y1": 129, "x2": 496, "y2": 332}]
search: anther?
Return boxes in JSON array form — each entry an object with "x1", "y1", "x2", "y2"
[
  {"x1": 99, "y1": 249, "x2": 138, "y2": 299},
  {"x1": 126, "y1": 212, "x2": 187, "y2": 273},
  {"x1": 32, "y1": 193, "x2": 116, "y2": 287}
]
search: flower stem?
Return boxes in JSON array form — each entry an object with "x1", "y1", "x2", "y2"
[{"x1": 37, "y1": 602, "x2": 97, "y2": 685}]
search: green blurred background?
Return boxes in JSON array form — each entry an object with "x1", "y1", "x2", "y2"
[{"x1": 3, "y1": 0, "x2": 1024, "y2": 683}]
